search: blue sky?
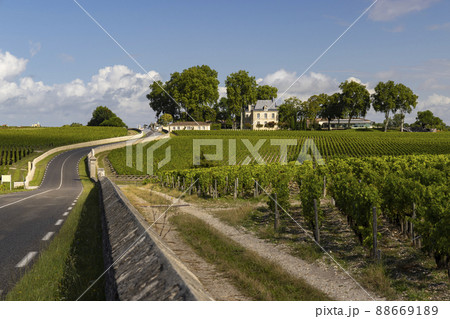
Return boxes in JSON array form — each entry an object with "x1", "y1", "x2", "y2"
[{"x1": 1, "y1": 0, "x2": 449, "y2": 126}]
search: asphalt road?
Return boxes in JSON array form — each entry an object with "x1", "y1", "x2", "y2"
[{"x1": 0, "y1": 147, "x2": 90, "y2": 297}]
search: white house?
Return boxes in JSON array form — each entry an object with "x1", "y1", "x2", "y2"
[
  {"x1": 167, "y1": 121, "x2": 211, "y2": 132},
  {"x1": 242, "y1": 100, "x2": 279, "y2": 130}
]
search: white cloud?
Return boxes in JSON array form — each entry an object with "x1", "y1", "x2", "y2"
[
  {"x1": 420, "y1": 93, "x2": 450, "y2": 106},
  {"x1": 29, "y1": 41, "x2": 41, "y2": 57},
  {"x1": 0, "y1": 51, "x2": 28, "y2": 80},
  {"x1": 345, "y1": 77, "x2": 375, "y2": 94},
  {"x1": 261, "y1": 69, "x2": 339, "y2": 101},
  {"x1": 369, "y1": 0, "x2": 440, "y2": 21},
  {"x1": 413, "y1": 94, "x2": 450, "y2": 123},
  {"x1": 0, "y1": 51, "x2": 160, "y2": 126},
  {"x1": 218, "y1": 86, "x2": 227, "y2": 98}
]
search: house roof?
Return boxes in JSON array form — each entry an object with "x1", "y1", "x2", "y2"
[
  {"x1": 168, "y1": 121, "x2": 210, "y2": 126},
  {"x1": 253, "y1": 100, "x2": 278, "y2": 111}
]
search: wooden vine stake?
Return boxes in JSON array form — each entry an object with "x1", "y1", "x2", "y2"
[
  {"x1": 214, "y1": 179, "x2": 218, "y2": 199},
  {"x1": 411, "y1": 202, "x2": 416, "y2": 246},
  {"x1": 274, "y1": 193, "x2": 279, "y2": 232},
  {"x1": 314, "y1": 199, "x2": 320, "y2": 243},
  {"x1": 234, "y1": 178, "x2": 238, "y2": 200},
  {"x1": 372, "y1": 206, "x2": 378, "y2": 261},
  {"x1": 323, "y1": 176, "x2": 327, "y2": 197}
]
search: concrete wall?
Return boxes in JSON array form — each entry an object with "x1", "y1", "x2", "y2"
[
  {"x1": 24, "y1": 132, "x2": 144, "y2": 188},
  {"x1": 99, "y1": 176, "x2": 211, "y2": 301}
]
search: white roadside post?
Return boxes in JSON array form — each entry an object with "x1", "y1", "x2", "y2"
[{"x1": 1, "y1": 175, "x2": 12, "y2": 190}]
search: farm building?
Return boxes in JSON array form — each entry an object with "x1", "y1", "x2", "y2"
[
  {"x1": 167, "y1": 121, "x2": 211, "y2": 132},
  {"x1": 242, "y1": 100, "x2": 279, "y2": 130},
  {"x1": 317, "y1": 118, "x2": 373, "y2": 129}
]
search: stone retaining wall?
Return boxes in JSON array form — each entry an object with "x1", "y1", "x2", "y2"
[{"x1": 99, "y1": 176, "x2": 211, "y2": 301}]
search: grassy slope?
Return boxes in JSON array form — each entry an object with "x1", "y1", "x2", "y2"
[{"x1": 6, "y1": 157, "x2": 105, "y2": 300}]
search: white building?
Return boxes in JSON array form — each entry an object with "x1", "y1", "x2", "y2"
[
  {"x1": 167, "y1": 121, "x2": 211, "y2": 132},
  {"x1": 317, "y1": 118, "x2": 373, "y2": 129},
  {"x1": 243, "y1": 100, "x2": 279, "y2": 130}
]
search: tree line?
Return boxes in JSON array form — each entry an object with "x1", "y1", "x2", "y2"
[{"x1": 147, "y1": 65, "x2": 445, "y2": 131}]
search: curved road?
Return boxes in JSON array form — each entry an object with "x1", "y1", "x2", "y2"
[{"x1": 0, "y1": 147, "x2": 90, "y2": 297}]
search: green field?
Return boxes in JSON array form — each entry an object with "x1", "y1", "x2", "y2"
[
  {"x1": 0, "y1": 126, "x2": 128, "y2": 180},
  {"x1": 108, "y1": 130, "x2": 450, "y2": 175}
]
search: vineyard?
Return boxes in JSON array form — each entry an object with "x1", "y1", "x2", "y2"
[
  {"x1": 108, "y1": 130, "x2": 450, "y2": 175},
  {"x1": 149, "y1": 154, "x2": 449, "y2": 278},
  {"x1": 0, "y1": 126, "x2": 127, "y2": 176}
]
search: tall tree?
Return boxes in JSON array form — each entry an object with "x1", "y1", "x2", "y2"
[
  {"x1": 339, "y1": 80, "x2": 371, "y2": 128},
  {"x1": 396, "y1": 83, "x2": 418, "y2": 132},
  {"x1": 320, "y1": 93, "x2": 342, "y2": 130},
  {"x1": 147, "y1": 81, "x2": 177, "y2": 119},
  {"x1": 213, "y1": 97, "x2": 231, "y2": 122},
  {"x1": 147, "y1": 65, "x2": 219, "y2": 122},
  {"x1": 225, "y1": 70, "x2": 257, "y2": 129},
  {"x1": 372, "y1": 81, "x2": 398, "y2": 132},
  {"x1": 302, "y1": 94, "x2": 326, "y2": 129},
  {"x1": 278, "y1": 97, "x2": 302, "y2": 130},
  {"x1": 256, "y1": 85, "x2": 278, "y2": 100}
]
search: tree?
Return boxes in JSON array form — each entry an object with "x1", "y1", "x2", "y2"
[
  {"x1": 415, "y1": 110, "x2": 446, "y2": 130},
  {"x1": 157, "y1": 113, "x2": 173, "y2": 126},
  {"x1": 391, "y1": 113, "x2": 404, "y2": 129},
  {"x1": 147, "y1": 65, "x2": 219, "y2": 122},
  {"x1": 320, "y1": 93, "x2": 342, "y2": 130},
  {"x1": 88, "y1": 106, "x2": 126, "y2": 127},
  {"x1": 225, "y1": 70, "x2": 257, "y2": 129},
  {"x1": 147, "y1": 81, "x2": 176, "y2": 119},
  {"x1": 302, "y1": 94, "x2": 326, "y2": 129},
  {"x1": 99, "y1": 116, "x2": 127, "y2": 128},
  {"x1": 395, "y1": 83, "x2": 418, "y2": 132},
  {"x1": 256, "y1": 85, "x2": 278, "y2": 100},
  {"x1": 372, "y1": 81, "x2": 398, "y2": 132},
  {"x1": 339, "y1": 80, "x2": 371, "y2": 128},
  {"x1": 278, "y1": 97, "x2": 302, "y2": 130}
]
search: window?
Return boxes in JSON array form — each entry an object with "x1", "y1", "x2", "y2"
[
  {"x1": 272, "y1": 113, "x2": 275, "y2": 119},
  {"x1": 257, "y1": 113, "x2": 260, "y2": 119},
  {"x1": 264, "y1": 113, "x2": 267, "y2": 119}
]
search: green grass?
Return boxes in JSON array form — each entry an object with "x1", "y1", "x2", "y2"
[
  {"x1": 171, "y1": 213, "x2": 331, "y2": 301},
  {"x1": 6, "y1": 157, "x2": 105, "y2": 300},
  {"x1": 210, "y1": 204, "x2": 255, "y2": 226},
  {"x1": 109, "y1": 130, "x2": 450, "y2": 175},
  {"x1": 360, "y1": 263, "x2": 397, "y2": 300}
]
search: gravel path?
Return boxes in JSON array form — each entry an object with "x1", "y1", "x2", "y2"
[
  {"x1": 148, "y1": 188, "x2": 384, "y2": 301},
  {"x1": 121, "y1": 187, "x2": 251, "y2": 301}
]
